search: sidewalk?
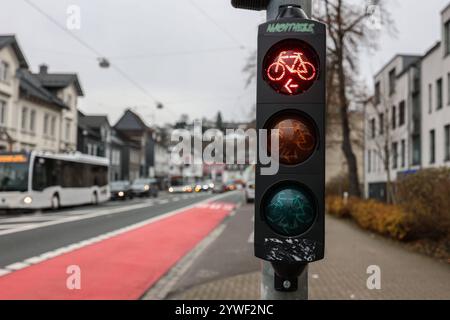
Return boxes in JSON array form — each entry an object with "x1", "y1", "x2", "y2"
[{"x1": 169, "y1": 207, "x2": 450, "y2": 300}]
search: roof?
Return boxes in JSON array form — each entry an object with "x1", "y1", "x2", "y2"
[
  {"x1": 0, "y1": 35, "x2": 28, "y2": 68},
  {"x1": 114, "y1": 109, "x2": 151, "y2": 132},
  {"x1": 79, "y1": 114, "x2": 110, "y2": 129},
  {"x1": 34, "y1": 72, "x2": 84, "y2": 96},
  {"x1": 373, "y1": 54, "x2": 421, "y2": 79},
  {"x1": 422, "y1": 41, "x2": 441, "y2": 60},
  {"x1": 17, "y1": 69, "x2": 68, "y2": 109}
]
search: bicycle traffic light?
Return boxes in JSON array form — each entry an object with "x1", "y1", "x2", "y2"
[{"x1": 254, "y1": 11, "x2": 326, "y2": 290}]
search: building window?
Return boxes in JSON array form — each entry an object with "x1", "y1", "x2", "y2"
[
  {"x1": 391, "y1": 105, "x2": 396, "y2": 129},
  {"x1": 388, "y1": 68, "x2": 396, "y2": 95},
  {"x1": 428, "y1": 84, "x2": 432, "y2": 113},
  {"x1": 445, "y1": 125, "x2": 450, "y2": 161},
  {"x1": 370, "y1": 118, "x2": 376, "y2": 138},
  {"x1": 392, "y1": 142, "x2": 398, "y2": 169},
  {"x1": 21, "y1": 107, "x2": 28, "y2": 130},
  {"x1": 0, "y1": 60, "x2": 9, "y2": 82},
  {"x1": 66, "y1": 94, "x2": 72, "y2": 108},
  {"x1": 445, "y1": 20, "x2": 450, "y2": 55},
  {"x1": 401, "y1": 139, "x2": 406, "y2": 168},
  {"x1": 429, "y1": 129, "x2": 435, "y2": 164},
  {"x1": 43, "y1": 114, "x2": 49, "y2": 135},
  {"x1": 448, "y1": 73, "x2": 450, "y2": 105},
  {"x1": 30, "y1": 110, "x2": 36, "y2": 132},
  {"x1": 378, "y1": 113, "x2": 384, "y2": 135},
  {"x1": 65, "y1": 121, "x2": 71, "y2": 141},
  {"x1": 50, "y1": 116, "x2": 56, "y2": 137},
  {"x1": 436, "y1": 78, "x2": 443, "y2": 110},
  {"x1": 412, "y1": 135, "x2": 421, "y2": 166},
  {"x1": 374, "y1": 81, "x2": 380, "y2": 105},
  {"x1": 367, "y1": 149, "x2": 371, "y2": 173},
  {"x1": 0, "y1": 100, "x2": 6, "y2": 125},
  {"x1": 399, "y1": 100, "x2": 405, "y2": 126}
]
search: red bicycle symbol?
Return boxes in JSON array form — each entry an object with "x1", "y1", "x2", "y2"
[{"x1": 267, "y1": 51, "x2": 317, "y2": 82}]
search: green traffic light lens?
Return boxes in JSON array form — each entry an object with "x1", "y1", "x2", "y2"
[{"x1": 263, "y1": 183, "x2": 316, "y2": 237}]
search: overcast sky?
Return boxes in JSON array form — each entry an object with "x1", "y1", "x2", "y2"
[{"x1": 1, "y1": 0, "x2": 448, "y2": 126}]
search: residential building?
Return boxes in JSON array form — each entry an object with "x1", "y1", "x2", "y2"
[
  {"x1": 364, "y1": 3, "x2": 450, "y2": 200},
  {"x1": 114, "y1": 109, "x2": 169, "y2": 184},
  {"x1": 0, "y1": 35, "x2": 83, "y2": 153}
]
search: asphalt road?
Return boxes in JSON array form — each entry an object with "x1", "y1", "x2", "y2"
[{"x1": 0, "y1": 191, "x2": 242, "y2": 268}]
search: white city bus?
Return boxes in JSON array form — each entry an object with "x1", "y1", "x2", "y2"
[{"x1": 0, "y1": 151, "x2": 110, "y2": 210}]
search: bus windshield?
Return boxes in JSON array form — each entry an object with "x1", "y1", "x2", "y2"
[{"x1": 0, "y1": 162, "x2": 29, "y2": 192}]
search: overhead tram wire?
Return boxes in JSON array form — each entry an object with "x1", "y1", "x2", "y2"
[
  {"x1": 187, "y1": 0, "x2": 247, "y2": 50},
  {"x1": 22, "y1": 0, "x2": 177, "y2": 117}
]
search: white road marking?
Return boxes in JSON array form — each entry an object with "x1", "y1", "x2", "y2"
[
  {"x1": 0, "y1": 191, "x2": 240, "y2": 278},
  {"x1": 5, "y1": 262, "x2": 29, "y2": 271},
  {"x1": 0, "y1": 269, "x2": 11, "y2": 276}
]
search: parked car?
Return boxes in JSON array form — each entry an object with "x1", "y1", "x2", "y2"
[
  {"x1": 131, "y1": 178, "x2": 159, "y2": 198},
  {"x1": 245, "y1": 180, "x2": 255, "y2": 203}
]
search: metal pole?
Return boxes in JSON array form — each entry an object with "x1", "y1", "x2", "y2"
[{"x1": 261, "y1": 0, "x2": 312, "y2": 300}]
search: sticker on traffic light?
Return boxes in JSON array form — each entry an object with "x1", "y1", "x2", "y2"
[
  {"x1": 262, "y1": 183, "x2": 316, "y2": 237},
  {"x1": 263, "y1": 39, "x2": 319, "y2": 95},
  {"x1": 266, "y1": 112, "x2": 317, "y2": 165}
]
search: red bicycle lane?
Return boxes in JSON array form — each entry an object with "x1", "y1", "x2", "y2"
[{"x1": 0, "y1": 202, "x2": 235, "y2": 300}]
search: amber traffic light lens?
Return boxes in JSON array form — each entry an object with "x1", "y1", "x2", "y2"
[
  {"x1": 267, "y1": 113, "x2": 317, "y2": 165},
  {"x1": 263, "y1": 39, "x2": 319, "y2": 95}
]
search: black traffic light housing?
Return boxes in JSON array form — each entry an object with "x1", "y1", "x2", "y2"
[
  {"x1": 231, "y1": 0, "x2": 269, "y2": 10},
  {"x1": 255, "y1": 14, "x2": 326, "y2": 289}
]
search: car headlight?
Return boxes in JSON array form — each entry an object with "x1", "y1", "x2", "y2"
[
  {"x1": 209, "y1": 183, "x2": 214, "y2": 188},
  {"x1": 144, "y1": 185, "x2": 150, "y2": 191},
  {"x1": 23, "y1": 196, "x2": 33, "y2": 205},
  {"x1": 118, "y1": 191, "x2": 124, "y2": 197},
  {"x1": 169, "y1": 187, "x2": 174, "y2": 193}
]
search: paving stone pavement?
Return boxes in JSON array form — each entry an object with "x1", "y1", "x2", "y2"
[{"x1": 172, "y1": 214, "x2": 450, "y2": 300}]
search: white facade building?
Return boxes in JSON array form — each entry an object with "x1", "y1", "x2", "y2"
[
  {"x1": 364, "y1": 4, "x2": 450, "y2": 200},
  {"x1": 0, "y1": 35, "x2": 83, "y2": 153}
]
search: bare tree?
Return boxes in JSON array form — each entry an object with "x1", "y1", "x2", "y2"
[
  {"x1": 314, "y1": 0, "x2": 395, "y2": 197},
  {"x1": 365, "y1": 93, "x2": 397, "y2": 204}
]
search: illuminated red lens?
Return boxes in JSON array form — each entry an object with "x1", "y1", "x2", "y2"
[
  {"x1": 263, "y1": 39, "x2": 319, "y2": 95},
  {"x1": 267, "y1": 113, "x2": 317, "y2": 165}
]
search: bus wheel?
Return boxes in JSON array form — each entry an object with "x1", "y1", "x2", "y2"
[
  {"x1": 92, "y1": 192, "x2": 99, "y2": 205},
  {"x1": 51, "y1": 195, "x2": 60, "y2": 210}
]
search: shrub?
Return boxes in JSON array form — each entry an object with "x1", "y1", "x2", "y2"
[
  {"x1": 326, "y1": 196, "x2": 411, "y2": 240},
  {"x1": 326, "y1": 196, "x2": 351, "y2": 218},
  {"x1": 350, "y1": 199, "x2": 410, "y2": 241},
  {"x1": 396, "y1": 168, "x2": 450, "y2": 240}
]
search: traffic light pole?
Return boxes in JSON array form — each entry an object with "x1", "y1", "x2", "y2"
[{"x1": 261, "y1": 0, "x2": 312, "y2": 301}]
